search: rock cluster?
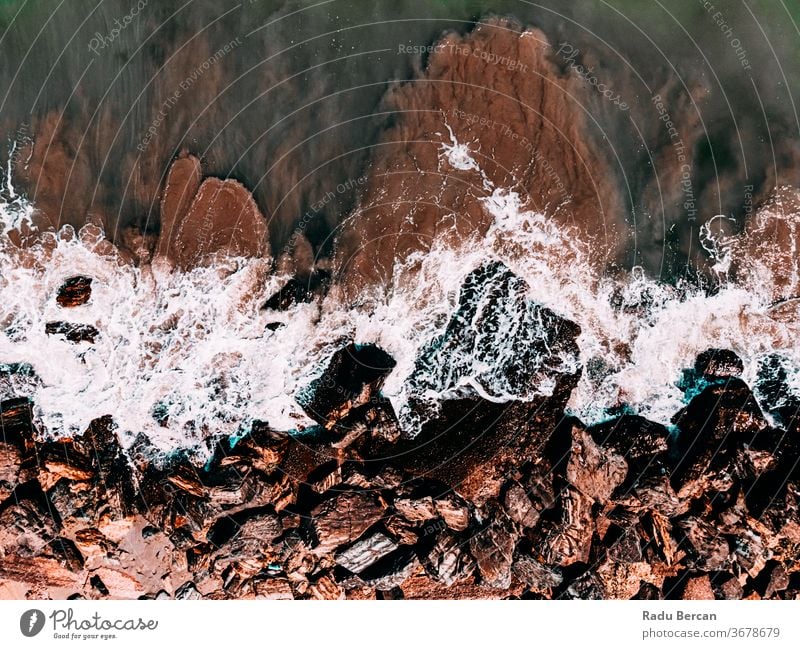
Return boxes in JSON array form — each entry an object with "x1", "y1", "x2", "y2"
[{"x1": 1, "y1": 342, "x2": 798, "y2": 600}]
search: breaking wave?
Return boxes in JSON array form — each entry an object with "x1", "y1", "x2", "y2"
[{"x1": 1, "y1": 134, "x2": 800, "y2": 463}]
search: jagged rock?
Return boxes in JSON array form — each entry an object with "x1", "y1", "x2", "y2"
[
  {"x1": 566, "y1": 426, "x2": 628, "y2": 502},
  {"x1": 311, "y1": 491, "x2": 385, "y2": 554},
  {"x1": 56, "y1": 276, "x2": 92, "y2": 307},
  {"x1": 676, "y1": 517, "x2": 731, "y2": 571},
  {"x1": 468, "y1": 510, "x2": 516, "y2": 588},
  {"x1": 394, "y1": 496, "x2": 437, "y2": 522},
  {"x1": 423, "y1": 534, "x2": 475, "y2": 586},
  {"x1": 434, "y1": 493, "x2": 470, "y2": 532},
  {"x1": 403, "y1": 262, "x2": 581, "y2": 430},
  {"x1": 512, "y1": 552, "x2": 562, "y2": 594},
  {"x1": 694, "y1": 348, "x2": 744, "y2": 379},
  {"x1": 45, "y1": 321, "x2": 99, "y2": 344},
  {"x1": 361, "y1": 548, "x2": 420, "y2": 591},
  {"x1": 296, "y1": 344, "x2": 396, "y2": 429},
  {"x1": 503, "y1": 481, "x2": 541, "y2": 529},
  {"x1": 537, "y1": 487, "x2": 594, "y2": 567},
  {"x1": 335, "y1": 532, "x2": 398, "y2": 574}
]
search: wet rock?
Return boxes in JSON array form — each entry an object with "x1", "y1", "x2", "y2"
[
  {"x1": 263, "y1": 271, "x2": 330, "y2": 311},
  {"x1": 589, "y1": 415, "x2": 670, "y2": 460},
  {"x1": 311, "y1": 491, "x2": 385, "y2": 554},
  {"x1": 694, "y1": 348, "x2": 744, "y2": 379},
  {"x1": 335, "y1": 532, "x2": 399, "y2": 574},
  {"x1": 56, "y1": 276, "x2": 92, "y2": 307},
  {"x1": 45, "y1": 321, "x2": 99, "y2": 344},
  {"x1": 404, "y1": 262, "x2": 581, "y2": 429},
  {"x1": 296, "y1": 343, "x2": 396, "y2": 429},
  {"x1": 671, "y1": 380, "x2": 769, "y2": 498}
]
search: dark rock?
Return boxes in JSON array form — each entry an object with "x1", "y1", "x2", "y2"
[
  {"x1": 262, "y1": 271, "x2": 329, "y2": 311},
  {"x1": 45, "y1": 321, "x2": 99, "y2": 344},
  {"x1": 296, "y1": 343, "x2": 396, "y2": 429},
  {"x1": 56, "y1": 276, "x2": 92, "y2": 307},
  {"x1": 694, "y1": 348, "x2": 744, "y2": 379},
  {"x1": 404, "y1": 261, "x2": 581, "y2": 428},
  {"x1": 671, "y1": 379, "x2": 769, "y2": 498},
  {"x1": 589, "y1": 415, "x2": 669, "y2": 460},
  {"x1": 537, "y1": 487, "x2": 594, "y2": 567}
]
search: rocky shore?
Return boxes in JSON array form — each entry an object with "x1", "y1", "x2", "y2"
[{"x1": 2, "y1": 324, "x2": 798, "y2": 599}]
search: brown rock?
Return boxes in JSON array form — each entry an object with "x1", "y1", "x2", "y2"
[
  {"x1": 682, "y1": 574, "x2": 715, "y2": 600},
  {"x1": 311, "y1": 491, "x2": 385, "y2": 554},
  {"x1": 56, "y1": 276, "x2": 92, "y2": 307}
]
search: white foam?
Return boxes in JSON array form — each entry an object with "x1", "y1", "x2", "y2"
[{"x1": 2, "y1": 165, "x2": 799, "y2": 461}]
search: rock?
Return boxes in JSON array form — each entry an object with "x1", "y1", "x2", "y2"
[
  {"x1": 566, "y1": 426, "x2": 628, "y2": 502},
  {"x1": 682, "y1": 574, "x2": 715, "y2": 600},
  {"x1": 422, "y1": 534, "x2": 475, "y2": 586},
  {"x1": 589, "y1": 415, "x2": 670, "y2": 460},
  {"x1": 311, "y1": 491, "x2": 385, "y2": 554},
  {"x1": 671, "y1": 379, "x2": 768, "y2": 498},
  {"x1": 394, "y1": 496, "x2": 437, "y2": 522},
  {"x1": 503, "y1": 481, "x2": 541, "y2": 529},
  {"x1": 434, "y1": 493, "x2": 471, "y2": 532},
  {"x1": 263, "y1": 271, "x2": 330, "y2": 311},
  {"x1": 359, "y1": 546, "x2": 420, "y2": 590},
  {"x1": 296, "y1": 343, "x2": 396, "y2": 429},
  {"x1": 512, "y1": 553, "x2": 562, "y2": 594},
  {"x1": 694, "y1": 348, "x2": 744, "y2": 379},
  {"x1": 56, "y1": 276, "x2": 92, "y2": 307},
  {"x1": 403, "y1": 261, "x2": 581, "y2": 430},
  {"x1": 468, "y1": 511, "x2": 516, "y2": 588},
  {"x1": 537, "y1": 487, "x2": 594, "y2": 567},
  {"x1": 45, "y1": 321, "x2": 99, "y2": 344},
  {"x1": 335, "y1": 532, "x2": 399, "y2": 574}
]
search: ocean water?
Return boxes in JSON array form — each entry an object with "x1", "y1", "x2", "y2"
[{"x1": 2, "y1": 132, "x2": 799, "y2": 462}]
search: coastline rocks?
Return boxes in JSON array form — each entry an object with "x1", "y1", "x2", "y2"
[{"x1": 56, "y1": 276, "x2": 92, "y2": 307}]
